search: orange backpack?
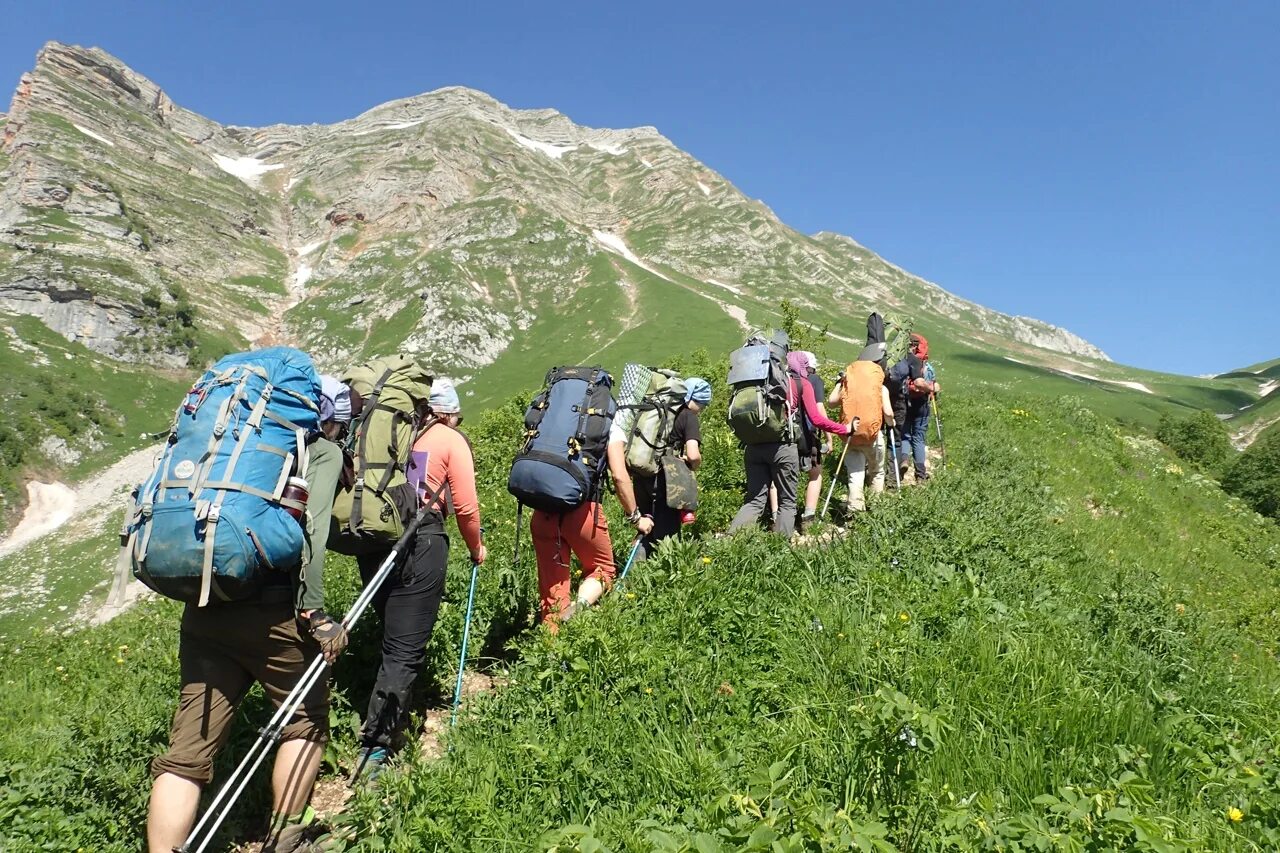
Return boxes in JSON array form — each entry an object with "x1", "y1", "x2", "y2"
[{"x1": 840, "y1": 361, "x2": 885, "y2": 445}]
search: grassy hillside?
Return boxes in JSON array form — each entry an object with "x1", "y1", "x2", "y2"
[
  {"x1": 0, "y1": 313, "x2": 186, "y2": 523},
  {"x1": 2, "y1": 371, "x2": 1279, "y2": 850}
]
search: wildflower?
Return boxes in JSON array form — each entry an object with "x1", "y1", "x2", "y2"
[
  {"x1": 836, "y1": 632, "x2": 845, "y2": 639},
  {"x1": 644, "y1": 687, "x2": 653, "y2": 695},
  {"x1": 118, "y1": 644, "x2": 128, "y2": 651},
  {"x1": 701, "y1": 556, "x2": 712, "y2": 565},
  {"x1": 625, "y1": 592, "x2": 636, "y2": 600},
  {"x1": 898, "y1": 612, "x2": 910, "y2": 623},
  {"x1": 1227, "y1": 806, "x2": 1244, "y2": 823},
  {"x1": 115, "y1": 658, "x2": 125, "y2": 665},
  {"x1": 1175, "y1": 603, "x2": 1186, "y2": 615},
  {"x1": 55, "y1": 665, "x2": 65, "y2": 673}
]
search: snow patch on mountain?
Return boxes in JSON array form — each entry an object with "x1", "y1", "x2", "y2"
[
  {"x1": 209, "y1": 154, "x2": 283, "y2": 186},
  {"x1": 697, "y1": 180, "x2": 712, "y2": 197},
  {"x1": 72, "y1": 123, "x2": 113, "y2": 146},
  {"x1": 1004, "y1": 357, "x2": 1153, "y2": 394},
  {"x1": 505, "y1": 128, "x2": 577, "y2": 159},
  {"x1": 1260, "y1": 379, "x2": 1278, "y2": 398},
  {"x1": 706, "y1": 278, "x2": 743, "y2": 296}
]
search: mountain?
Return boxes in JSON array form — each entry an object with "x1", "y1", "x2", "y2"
[
  {"x1": 1, "y1": 43, "x2": 1107, "y2": 375},
  {"x1": 0, "y1": 40, "x2": 1272, "y2": 523}
]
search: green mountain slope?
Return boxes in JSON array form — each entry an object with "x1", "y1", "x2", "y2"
[{"x1": 2, "y1": 384, "x2": 1278, "y2": 851}]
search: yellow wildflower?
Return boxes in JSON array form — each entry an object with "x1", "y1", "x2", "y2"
[
  {"x1": 1227, "y1": 806, "x2": 1244, "y2": 823},
  {"x1": 898, "y1": 612, "x2": 910, "y2": 623},
  {"x1": 701, "y1": 556, "x2": 712, "y2": 565},
  {"x1": 644, "y1": 687, "x2": 653, "y2": 695},
  {"x1": 1175, "y1": 603, "x2": 1186, "y2": 615},
  {"x1": 115, "y1": 658, "x2": 125, "y2": 665}
]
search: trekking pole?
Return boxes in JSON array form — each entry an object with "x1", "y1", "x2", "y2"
[
  {"x1": 618, "y1": 534, "x2": 644, "y2": 582},
  {"x1": 512, "y1": 502, "x2": 524, "y2": 568},
  {"x1": 178, "y1": 506, "x2": 435, "y2": 853},
  {"x1": 821, "y1": 419, "x2": 856, "y2": 518},
  {"x1": 931, "y1": 394, "x2": 945, "y2": 469},
  {"x1": 886, "y1": 426, "x2": 901, "y2": 490},
  {"x1": 450, "y1": 555, "x2": 482, "y2": 728}
]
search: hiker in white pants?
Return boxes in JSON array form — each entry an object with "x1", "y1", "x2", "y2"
[{"x1": 843, "y1": 429, "x2": 887, "y2": 512}]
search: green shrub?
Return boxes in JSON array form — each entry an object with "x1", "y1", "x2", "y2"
[
  {"x1": 1223, "y1": 428, "x2": 1280, "y2": 519},
  {"x1": 1155, "y1": 409, "x2": 1234, "y2": 472}
]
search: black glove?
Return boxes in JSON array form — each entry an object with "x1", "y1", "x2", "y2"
[{"x1": 301, "y1": 610, "x2": 349, "y2": 663}]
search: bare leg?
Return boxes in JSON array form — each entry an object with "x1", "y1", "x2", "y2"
[
  {"x1": 804, "y1": 466, "x2": 822, "y2": 514},
  {"x1": 147, "y1": 772, "x2": 202, "y2": 853},
  {"x1": 272, "y1": 738, "x2": 324, "y2": 817}
]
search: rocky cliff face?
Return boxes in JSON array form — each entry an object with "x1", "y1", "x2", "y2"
[{"x1": 0, "y1": 41, "x2": 1107, "y2": 382}]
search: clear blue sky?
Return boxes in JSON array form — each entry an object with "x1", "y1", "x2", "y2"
[{"x1": 3, "y1": 1, "x2": 1276, "y2": 376}]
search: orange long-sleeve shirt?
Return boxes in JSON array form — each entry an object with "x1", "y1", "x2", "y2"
[{"x1": 413, "y1": 423, "x2": 483, "y2": 558}]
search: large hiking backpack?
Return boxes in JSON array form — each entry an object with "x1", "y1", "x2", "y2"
[
  {"x1": 841, "y1": 360, "x2": 887, "y2": 445},
  {"x1": 727, "y1": 330, "x2": 795, "y2": 445},
  {"x1": 330, "y1": 356, "x2": 433, "y2": 555},
  {"x1": 123, "y1": 347, "x2": 322, "y2": 606},
  {"x1": 624, "y1": 368, "x2": 688, "y2": 477},
  {"x1": 508, "y1": 366, "x2": 616, "y2": 513}
]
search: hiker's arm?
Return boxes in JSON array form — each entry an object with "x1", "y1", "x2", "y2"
[
  {"x1": 296, "y1": 437, "x2": 342, "y2": 614},
  {"x1": 683, "y1": 439, "x2": 702, "y2": 471},
  {"x1": 881, "y1": 387, "x2": 895, "y2": 424},
  {"x1": 826, "y1": 378, "x2": 842, "y2": 408},
  {"x1": 801, "y1": 379, "x2": 849, "y2": 434},
  {"x1": 447, "y1": 435, "x2": 484, "y2": 561},
  {"x1": 607, "y1": 440, "x2": 639, "y2": 515}
]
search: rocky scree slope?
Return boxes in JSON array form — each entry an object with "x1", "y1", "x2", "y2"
[{"x1": 0, "y1": 41, "x2": 1106, "y2": 390}]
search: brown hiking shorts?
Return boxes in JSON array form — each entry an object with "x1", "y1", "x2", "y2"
[{"x1": 151, "y1": 597, "x2": 329, "y2": 784}]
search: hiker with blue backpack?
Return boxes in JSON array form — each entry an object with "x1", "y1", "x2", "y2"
[
  {"x1": 342, "y1": 374, "x2": 486, "y2": 782},
  {"x1": 508, "y1": 366, "x2": 618, "y2": 630},
  {"x1": 887, "y1": 333, "x2": 941, "y2": 483},
  {"x1": 140, "y1": 350, "x2": 352, "y2": 853},
  {"x1": 609, "y1": 368, "x2": 711, "y2": 560}
]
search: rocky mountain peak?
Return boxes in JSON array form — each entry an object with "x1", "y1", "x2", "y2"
[{"x1": 1, "y1": 41, "x2": 1111, "y2": 395}]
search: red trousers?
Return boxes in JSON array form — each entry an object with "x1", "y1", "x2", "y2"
[{"x1": 531, "y1": 502, "x2": 616, "y2": 624}]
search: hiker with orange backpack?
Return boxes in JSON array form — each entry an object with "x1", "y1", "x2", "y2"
[
  {"x1": 887, "y1": 333, "x2": 940, "y2": 483},
  {"x1": 827, "y1": 348, "x2": 895, "y2": 513}
]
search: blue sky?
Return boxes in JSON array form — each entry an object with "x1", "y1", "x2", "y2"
[{"x1": 2, "y1": 1, "x2": 1275, "y2": 375}]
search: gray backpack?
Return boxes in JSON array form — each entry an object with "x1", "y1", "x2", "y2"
[{"x1": 726, "y1": 330, "x2": 795, "y2": 445}]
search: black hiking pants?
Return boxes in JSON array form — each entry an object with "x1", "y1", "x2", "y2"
[{"x1": 356, "y1": 524, "x2": 448, "y2": 750}]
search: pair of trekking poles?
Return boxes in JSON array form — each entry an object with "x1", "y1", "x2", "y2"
[
  {"x1": 819, "y1": 420, "x2": 906, "y2": 518},
  {"x1": 179, "y1": 507, "x2": 484, "y2": 853}
]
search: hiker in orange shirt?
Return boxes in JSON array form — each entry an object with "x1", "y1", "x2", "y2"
[{"x1": 352, "y1": 379, "x2": 484, "y2": 780}]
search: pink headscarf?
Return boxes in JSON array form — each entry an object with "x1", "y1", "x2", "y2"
[{"x1": 786, "y1": 351, "x2": 810, "y2": 377}]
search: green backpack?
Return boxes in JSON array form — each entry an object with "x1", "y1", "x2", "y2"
[
  {"x1": 726, "y1": 330, "x2": 795, "y2": 445},
  {"x1": 624, "y1": 368, "x2": 688, "y2": 477},
  {"x1": 330, "y1": 356, "x2": 433, "y2": 555}
]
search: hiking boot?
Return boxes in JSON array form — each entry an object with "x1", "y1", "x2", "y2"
[
  {"x1": 351, "y1": 746, "x2": 389, "y2": 784},
  {"x1": 261, "y1": 819, "x2": 332, "y2": 853}
]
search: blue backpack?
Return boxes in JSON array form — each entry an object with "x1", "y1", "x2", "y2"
[
  {"x1": 124, "y1": 347, "x2": 322, "y2": 606},
  {"x1": 507, "y1": 366, "x2": 616, "y2": 513}
]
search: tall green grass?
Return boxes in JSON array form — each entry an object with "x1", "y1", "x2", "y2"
[{"x1": 1, "y1": 384, "x2": 1278, "y2": 851}]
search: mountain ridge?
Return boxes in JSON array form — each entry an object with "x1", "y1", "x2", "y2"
[{"x1": 1, "y1": 40, "x2": 1108, "y2": 378}]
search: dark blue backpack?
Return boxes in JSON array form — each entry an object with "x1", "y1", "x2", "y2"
[
  {"x1": 507, "y1": 366, "x2": 616, "y2": 513},
  {"x1": 124, "y1": 347, "x2": 322, "y2": 606}
]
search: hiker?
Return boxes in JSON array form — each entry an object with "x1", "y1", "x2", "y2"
[
  {"x1": 146, "y1": 373, "x2": 353, "y2": 853},
  {"x1": 507, "y1": 366, "x2": 618, "y2": 630},
  {"x1": 794, "y1": 351, "x2": 829, "y2": 528},
  {"x1": 887, "y1": 333, "x2": 940, "y2": 483},
  {"x1": 609, "y1": 376, "x2": 711, "y2": 559},
  {"x1": 830, "y1": 355, "x2": 895, "y2": 512},
  {"x1": 353, "y1": 378, "x2": 485, "y2": 779},
  {"x1": 728, "y1": 338, "x2": 849, "y2": 538}
]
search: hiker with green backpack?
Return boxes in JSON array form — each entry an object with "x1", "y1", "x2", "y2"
[
  {"x1": 332, "y1": 364, "x2": 486, "y2": 782},
  {"x1": 727, "y1": 331, "x2": 850, "y2": 538},
  {"x1": 142, "y1": 350, "x2": 354, "y2": 853},
  {"x1": 608, "y1": 369, "x2": 712, "y2": 560}
]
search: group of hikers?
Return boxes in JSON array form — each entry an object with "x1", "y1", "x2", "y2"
[{"x1": 129, "y1": 317, "x2": 939, "y2": 852}]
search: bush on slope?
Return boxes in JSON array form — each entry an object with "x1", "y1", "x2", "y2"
[{"x1": 2, "y1": 390, "x2": 1279, "y2": 851}]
